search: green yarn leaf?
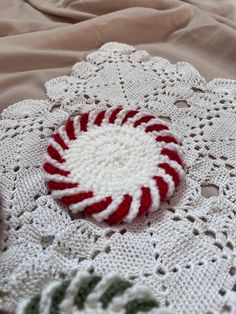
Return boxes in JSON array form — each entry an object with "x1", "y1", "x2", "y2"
[
  {"x1": 74, "y1": 275, "x2": 102, "y2": 310},
  {"x1": 100, "y1": 278, "x2": 132, "y2": 309},
  {"x1": 125, "y1": 297, "x2": 159, "y2": 314},
  {"x1": 25, "y1": 295, "x2": 40, "y2": 314},
  {"x1": 49, "y1": 279, "x2": 71, "y2": 314},
  {"x1": 23, "y1": 276, "x2": 160, "y2": 314}
]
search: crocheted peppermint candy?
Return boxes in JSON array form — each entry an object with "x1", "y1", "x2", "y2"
[{"x1": 43, "y1": 107, "x2": 184, "y2": 224}]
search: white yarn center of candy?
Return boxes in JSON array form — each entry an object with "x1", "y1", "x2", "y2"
[{"x1": 64, "y1": 124, "x2": 160, "y2": 198}]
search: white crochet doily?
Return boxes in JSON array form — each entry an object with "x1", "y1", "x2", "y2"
[{"x1": 1, "y1": 42, "x2": 236, "y2": 314}]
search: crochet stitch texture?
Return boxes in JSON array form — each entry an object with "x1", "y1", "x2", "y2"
[
  {"x1": 1, "y1": 43, "x2": 236, "y2": 314},
  {"x1": 43, "y1": 108, "x2": 183, "y2": 224},
  {"x1": 17, "y1": 272, "x2": 171, "y2": 314}
]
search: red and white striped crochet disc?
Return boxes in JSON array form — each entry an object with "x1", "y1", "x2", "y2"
[{"x1": 43, "y1": 107, "x2": 184, "y2": 225}]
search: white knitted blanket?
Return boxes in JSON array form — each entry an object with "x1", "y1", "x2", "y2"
[{"x1": 1, "y1": 42, "x2": 236, "y2": 314}]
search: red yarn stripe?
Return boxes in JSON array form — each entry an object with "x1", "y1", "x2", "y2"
[
  {"x1": 161, "y1": 148, "x2": 183, "y2": 165},
  {"x1": 94, "y1": 110, "x2": 106, "y2": 126},
  {"x1": 53, "y1": 134, "x2": 68, "y2": 150},
  {"x1": 156, "y1": 135, "x2": 178, "y2": 144},
  {"x1": 121, "y1": 110, "x2": 139, "y2": 125},
  {"x1": 138, "y1": 187, "x2": 152, "y2": 216},
  {"x1": 65, "y1": 119, "x2": 76, "y2": 140},
  {"x1": 48, "y1": 181, "x2": 78, "y2": 190},
  {"x1": 47, "y1": 145, "x2": 65, "y2": 163},
  {"x1": 61, "y1": 191, "x2": 93, "y2": 205},
  {"x1": 145, "y1": 124, "x2": 168, "y2": 133},
  {"x1": 133, "y1": 115, "x2": 155, "y2": 127},
  {"x1": 108, "y1": 107, "x2": 122, "y2": 123},
  {"x1": 43, "y1": 163, "x2": 69, "y2": 176},
  {"x1": 85, "y1": 196, "x2": 113, "y2": 215},
  {"x1": 106, "y1": 194, "x2": 132, "y2": 225},
  {"x1": 153, "y1": 176, "x2": 168, "y2": 202},
  {"x1": 80, "y1": 112, "x2": 89, "y2": 132},
  {"x1": 159, "y1": 163, "x2": 180, "y2": 187}
]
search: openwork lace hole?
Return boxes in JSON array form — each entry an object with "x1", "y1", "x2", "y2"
[
  {"x1": 205, "y1": 230, "x2": 216, "y2": 239},
  {"x1": 218, "y1": 289, "x2": 226, "y2": 297},
  {"x1": 119, "y1": 229, "x2": 127, "y2": 235},
  {"x1": 226, "y1": 242, "x2": 234, "y2": 250},
  {"x1": 91, "y1": 250, "x2": 100, "y2": 260},
  {"x1": 104, "y1": 245, "x2": 111, "y2": 254},
  {"x1": 41, "y1": 235, "x2": 55, "y2": 249},
  {"x1": 156, "y1": 267, "x2": 166, "y2": 276},
  {"x1": 191, "y1": 87, "x2": 204, "y2": 93},
  {"x1": 201, "y1": 184, "x2": 219, "y2": 198},
  {"x1": 229, "y1": 267, "x2": 236, "y2": 276},
  {"x1": 13, "y1": 166, "x2": 20, "y2": 172},
  {"x1": 225, "y1": 164, "x2": 234, "y2": 170},
  {"x1": 174, "y1": 100, "x2": 189, "y2": 108},
  {"x1": 186, "y1": 215, "x2": 195, "y2": 223},
  {"x1": 159, "y1": 116, "x2": 171, "y2": 123},
  {"x1": 222, "y1": 304, "x2": 232, "y2": 313},
  {"x1": 214, "y1": 242, "x2": 223, "y2": 251},
  {"x1": 172, "y1": 216, "x2": 182, "y2": 222},
  {"x1": 193, "y1": 228, "x2": 200, "y2": 236},
  {"x1": 105, "y1": 230, "x2": 115, "y2": 238},
  {"x1": 51, "y1": 104, "x2": 61, "y2": 112}
]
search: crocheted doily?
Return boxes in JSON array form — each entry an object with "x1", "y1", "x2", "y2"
[
  {"x1": 44, "y1": 107, "x2": 183, "y2": 224},
  {"x1": 1, "y1": 42, "x2": 236, "y2": 314},
  {"x1": 17, "y1": 271, "x2": 170, "y2": 314}
]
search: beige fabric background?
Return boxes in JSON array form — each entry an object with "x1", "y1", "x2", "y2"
[{"x1": 0, "y1": 0, "x2": 235, "y2": 113}]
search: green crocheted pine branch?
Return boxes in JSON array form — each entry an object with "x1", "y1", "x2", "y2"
[{"x1": 17, "y1": 272, "x2": 164, "y2": 314}]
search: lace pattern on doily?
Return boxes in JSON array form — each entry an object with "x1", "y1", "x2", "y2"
[{"x1": 1, "y1": 42, "x2": 236, "y2": 314}]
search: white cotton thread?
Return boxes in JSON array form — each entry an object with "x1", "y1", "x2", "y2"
[
  {"x1": 39, "y1": 281, "x2": 61, "y2": 314},
  {"x1": 64, "y1": 124, "x2": 160, "y2": 199}
]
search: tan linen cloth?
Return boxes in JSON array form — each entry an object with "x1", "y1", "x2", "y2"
[{"x1": 0, "y1": 0, "x2": 235, "y2": 113}]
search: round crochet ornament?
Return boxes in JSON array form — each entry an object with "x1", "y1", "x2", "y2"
[{"x1": 43, "y1": 107, "x2": 184, "y2": 224}]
